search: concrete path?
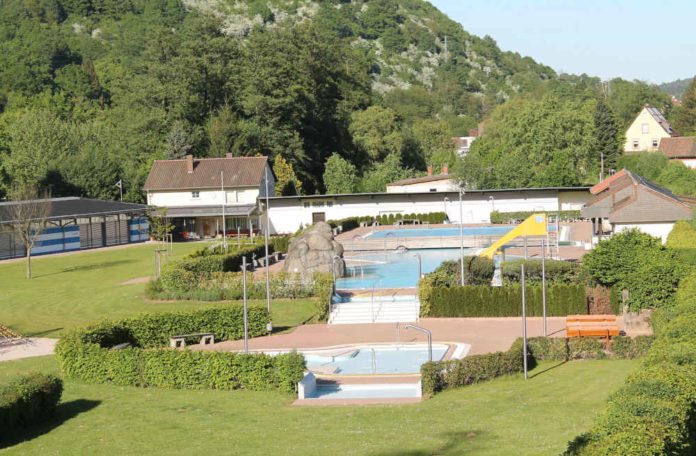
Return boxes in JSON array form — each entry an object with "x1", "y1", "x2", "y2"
[
  {"x1": 0, "y1": 338, "x2": 58, "y2": 361},
  {"x1": 195, "y1": 317, "x2": 582, "y2": 355}
]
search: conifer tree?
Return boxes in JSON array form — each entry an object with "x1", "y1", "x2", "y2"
[{"x1": 594, "y1": 97, "x2": 621, "y2": 180}]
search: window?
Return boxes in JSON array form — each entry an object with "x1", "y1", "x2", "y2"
[
  {"x1": 632, "y1": 139, "x2": 639, "y2": 149},
  {"x1": 326, "y1": 202, "x2": 333, "y2": 207},
  {"x1": 192, "y1": 191, "x2": 200, "y2": 198},
  {"x1": 652, "y1": 139, "x2": 659, "y2": 147},
  {"x1": 642, "y1": 124, "x2": 649, "y2": 134},
  {"x1": 303, "y1": 202, "x2": 310, "y2": 208}
]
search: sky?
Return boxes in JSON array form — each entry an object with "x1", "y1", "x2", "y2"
[{"x1": 429, "y1": 0, "x2": 696, "y2": 84}]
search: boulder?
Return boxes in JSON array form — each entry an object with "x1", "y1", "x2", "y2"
[{"x1": 283, "y1": 222, "x2": 346, "y2": 280}]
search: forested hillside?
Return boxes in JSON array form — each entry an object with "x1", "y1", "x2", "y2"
[
  {"x1": 0, "y1": 0, "x2": 558, "y2": 200},
  {"x1": 659, "y1": 77, "x2": 691, "y2": 99}
]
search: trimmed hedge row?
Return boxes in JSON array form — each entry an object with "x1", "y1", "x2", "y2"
[
  {"x1": 422, "y1": 339, "x2": 529, "y2": 396},
  {"x1": 526, "y1": 336, "x2": 653, "y2": 361},
  {"x1": 489, "y1": 210, "x2": 582, "y2": 224},
  {"x1": 501, "y1": 259, "x2": 581, "y2": 285},
  {"x1": 327, "y1": 212, "x2": 447, "y2": 232},
  {"x1": 421, "y1": 284, "x2": 587, "y2": 318},
  {"x1": 564, "y1": 303, "x2": 696, "y2": 453},
  {"x1": 56, "y1": 306, "x2": 304, "y2": 394},
  {"x1": 0, "y1": 373, "x2": 63, "y2": 440}
]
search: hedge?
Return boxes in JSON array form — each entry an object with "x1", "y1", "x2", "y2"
[
  {"x1": 424, "y1": 257, "x2": 495, "y2": 287},
  {"x1": 564, "y1": 282, "x2": 696, "y2": 454},
  {"x1": 422, "y1": 338, "x2": 530, "y2": 396},
  {"x1": 327, "y1": 212, "x2": 447, "y2": 232},
  {"x1": 160, "y1": 244, "x2": 269, "y2": 292},
  {"x1": 501, "y1": 259, "x2": 581, "y2": 285},
  {"x1": 55, "y1": 306, "x2": 305, "y2": 394},
  {"x1": 0, "y1": 373, "x2": 63, "y2": 440},
  {"x1": 489, "y1": 210, "x2": 582, "y2": 224},
  {"x1": 421, "y1": 284, "x2": 587, "y2": 318}
]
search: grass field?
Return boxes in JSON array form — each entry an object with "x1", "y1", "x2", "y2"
[
  {"x1": 0, "y1": 243, "x2": 318, "y2": 337},
  {"x1": 0, "y1": 356, "x2": 638, "y2": 455}
]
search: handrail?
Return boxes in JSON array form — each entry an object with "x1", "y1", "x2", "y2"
[
  {"x1": 404, "y1": 324, "x2": 432, "y2": 361},
  {"x1": 371, "y1": 283, "x2": 375, "y2": 323}
]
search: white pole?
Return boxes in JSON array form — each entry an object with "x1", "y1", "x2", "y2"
[
  {"x1": 522, "y1": 263, "x2": 528, "y2": 380},
  {"x1": 459, "y1": 190, "x2": 464, "y2": 286},
  {"x1": 221, "y1": 171, "x2": 226, "y2": 252},
  {"x1": 242, "y1": 256, "x2": 248, "y2": 354},
  {"x1": 542, "y1": 239, "x2": 547, "y2": 337},
  {"x1": 264, "y1": 166, "x2": 271, "y2": 317}
]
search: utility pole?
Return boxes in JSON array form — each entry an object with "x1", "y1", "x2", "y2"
[
  {"x1": 264, "y1": 165, "x2": 272, "y2": 325},
  {"x1": 522, "y1": 263, "x2": 528, "y2": 381},
  {"x1": 221, "y1": 171, "x2": 226, "y2": 251}
]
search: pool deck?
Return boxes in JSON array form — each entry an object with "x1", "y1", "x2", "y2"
[{"x1": 192, "y1": 316, "x2": 606, "y2": 356}]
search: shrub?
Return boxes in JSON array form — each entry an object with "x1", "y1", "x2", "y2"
[
  {"x1": 501, "y1": 259, "x2": 580, "y2": 285},
  {"x1": 490, "y1": 210, "x2": 581, "y2": 224},
  {"x1": 423, "y1": 284, "x2": 587, "y2": 317},
  {"x1": 0, "y1": 373, "x2": 63, "y2": 440},
  {"x1": 270, "y1": 236, "x2": 291, "y2": 254},
  {"x1": 611, "y1": 336, "x2": 654, "y2": 359},
  {"x1": 425, "y1": 257, "x2": 495, "y2": 287},
  {"x1": 327, "y1": 212, "x2": 447, "y2": 232},
  {"x1": 422, "y1": 338, "x2": 531, "y2": 396},
  {"x1": 583, "y1": 229, "x2": 688, "y2": 311},
  {"x1": 56, "y1": 306, "x2": 305, "y2": 393},
  {"x1": 526, "y1": 337, "x2": 606, "y2": 361}
]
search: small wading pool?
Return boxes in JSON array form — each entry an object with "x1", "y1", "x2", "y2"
[{"x1": 304, "y1": 344, "x2": 450, "y2": 375}]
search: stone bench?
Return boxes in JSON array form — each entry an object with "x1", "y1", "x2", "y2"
[{"x1": 170, "y1": 333, "x2": 214, "y2": 348}]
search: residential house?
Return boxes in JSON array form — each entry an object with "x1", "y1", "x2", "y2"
[
  {"x1": 657, "y1": 137, "x2": 696, "y2": 169},
  {"x1": 143, "y1": 154, "x2": 275, "y2": 239},
  {"x1": 386, "y1": 164, "x2": 459, "y2": 193},
  {"x1": 581, "y1": 169, "x2": 692, "y2": 243},
  {"x1": 623, "y1": 104, "x2": 676, "y2": 153}
]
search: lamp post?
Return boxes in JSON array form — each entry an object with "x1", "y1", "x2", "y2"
[
  {"x1": 242, "y1": 256, "x2": 249, "y2": 354},
  {"x1": 522, "y1": 263, "x2": 527, "y2": 380},
  {"x1": 264, "y1": 166, "x2": 271, "y2": 316}
]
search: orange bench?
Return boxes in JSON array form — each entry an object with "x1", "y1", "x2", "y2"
[{"x1": 566, "y1": 315, "x2": 620, "y2": 348}]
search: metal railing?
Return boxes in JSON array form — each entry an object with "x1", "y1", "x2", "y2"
[{"x1": 404, "y1": 324, "x2": 432, "y2": 361}]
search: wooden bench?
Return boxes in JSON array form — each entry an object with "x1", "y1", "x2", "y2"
[
  {"x1": 566, "y1": 315, "x2": 620, "y2": 348},
  {"x1": 169, "y1": 333, "x2": 214, "y2": 348}
]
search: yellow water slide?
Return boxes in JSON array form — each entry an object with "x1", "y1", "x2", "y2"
[{"x1": 479, "y1": 213, "x2": 548, "y2": 259}]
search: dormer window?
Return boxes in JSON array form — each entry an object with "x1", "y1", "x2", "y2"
[
  {"x1": 632, "y1": 139, "x2": 639, "y2": 149},
  {"x1": 192, "y1": 191, "x2": 200, "y2": 198}
]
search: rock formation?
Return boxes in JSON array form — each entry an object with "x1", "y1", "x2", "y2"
[{"x1": 283, "y1": 222, "x2": 346, "y2": 280}]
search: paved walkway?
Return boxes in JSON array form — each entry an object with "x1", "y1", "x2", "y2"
[
  {"x1": 194, "y1": 317, "x2": 604, "y2": 356},
  {"x1": 0, "y1": 338, "x2": 58, "y2": 361}
]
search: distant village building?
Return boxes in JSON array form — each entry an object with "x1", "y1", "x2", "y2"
[
  {"x1": 581, "y1": 169, "x2": 692, "y2": 243},
  {"x1": 144, "y1": 154, "x2": 274, "y2": 239},
  {"x1": 623, "y1": 104, "x2": 676, "y2": 153},
  {"x1": 657, "y1": 137, "x2": 696, "y2": 169},
  {"x1": 386, "y1": 164, "x2": 458, "y2": 193},
  {"x1": 452, "y1": 124, "x2": 483, "y2": 157}
]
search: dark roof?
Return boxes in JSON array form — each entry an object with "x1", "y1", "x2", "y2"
[
  {"x1": 387, "y1": 173, "x2": 454, "y2": 186},
  {"x1": 658, "y1": 137, "x2": 696, "y2": 158},
  {"x1": 0, "y1": 197, "x2": 146, "y2": 225},
  {"x1": 645, "y1": 104, "x2": 676, "y2": 136},
  {"x1": 144, "y1": 156, "x2": 268, "y2": 190},
  {"x1": 582, "y1": 169, "x2": 692, "y2": 223},
  {"x1": 163, "y1": 205, "x2": 258, "y2": 218}
]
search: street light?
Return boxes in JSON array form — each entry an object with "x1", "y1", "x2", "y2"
[{"x1": 263, "y1": 166, "x2": 272, "y2": 334}]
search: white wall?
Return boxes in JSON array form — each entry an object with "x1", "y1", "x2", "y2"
[
  {"x1": 614, "y1": 222, "x2": 675, "y2": 243},
  {"x1": 679, "y1": 158, "x2": 696, "y2": 169},
  {"x1": 266, "y1": 189, "x2": 590, "y2": 234},
  {"x1": 148, "y1": 187, "x2": 260, "y2": 207}
]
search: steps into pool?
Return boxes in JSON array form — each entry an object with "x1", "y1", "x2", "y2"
[
  {"x1": 295, "y1": 373, "x2": 422, "y2": 405},
  {"x1": 328, "y1": 294, "x2": 419, "y2": 324}
]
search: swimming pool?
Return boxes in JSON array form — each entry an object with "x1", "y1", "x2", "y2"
[
  {"x1": 336, "y1": 248, "x2": 468, "y2": 289},
  {"x1": 304, "y1": 344, "x2": 450, "y2": 375},
  {"x1": 366, "y1": 226, "x2": 513, "y2": 238}
]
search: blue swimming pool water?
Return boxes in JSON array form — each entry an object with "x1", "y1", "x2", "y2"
[
  {"x1": 336, "y1": 248, "x2": 466, "y2": 289},
  {"x1": 367, "y1": 226, "x2": 513, "y2": 238},
  {"x1": 305, "y1": 345, "x2": 448, "y2": 374}
]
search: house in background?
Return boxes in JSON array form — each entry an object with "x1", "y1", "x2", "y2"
[
  {"x1": 452, "y1": 124, "x2": 483, "y2": 157},
  {"x1": 144, "y1": 154, "x2": 274, "y2": 239},
  {"x1": 623, "y1": 104, "x2": 676, "y2": 153},
  {"x1": 581, "y1": 169, "x2": 692, "y2": 243},
  {"x1": 386, "y1": 164, "x2": 459, "y2": 193},
  {"x1": 657, "y1": 136, "x2": 696, "y2": 169}
]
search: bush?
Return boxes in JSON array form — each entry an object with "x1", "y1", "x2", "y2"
[
  {"x1": 422, "y1": 338, "x2": 531, "y2": 396},
  {"x1": 56, "y1": 306, "x2": 305, "y2": 393},
  {"x1": 327, "y1": 212, "x2": 447, "y2": 232},
  {"x1": 423, "y1": 284, "x2": 587, "y2": 317},
  {"x1": 425, "y1": 257, "x2": 495, "y2": 287},
  {"x1": 490, "y1": 210, "x2": 581, "y2": 224},
  {"x1": 610, "y1": 336, "x2": 654, "y2": 359},
  {"x1": 526, "y1": 337, "x2": 606, "y2": 361},
  {"x1": 0, "y1": 373, "x2": 63, "y2": 440},
  {"x1": 501, "y1": 259, "x2": 580, "y2": 285},
  {"x1": 583, "y1": 229, "x2": 688, "y2": 311},
  {"x1": 270, "y1": 236, "x2": 291, "y2": 254}
]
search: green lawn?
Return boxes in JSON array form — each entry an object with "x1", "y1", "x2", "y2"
[
  {"x1": 0, "y1": 243, "x2": 318, "y2": 337},
  {"x1": 0, "y1": 356, "x2": 637, "y2": 455}
]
